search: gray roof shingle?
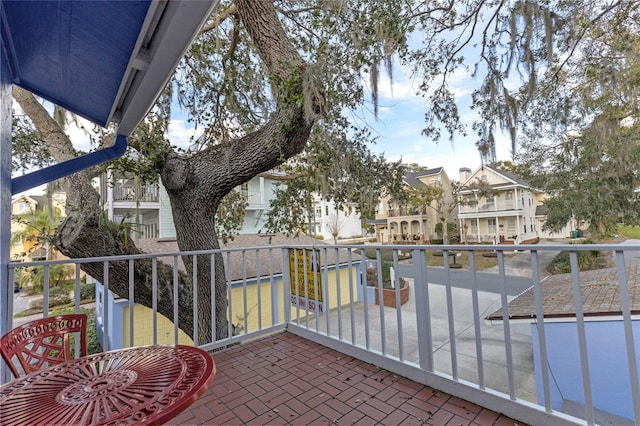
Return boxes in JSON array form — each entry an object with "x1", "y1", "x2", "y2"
[{"x1": 486, "y1": 266, "x2": 640, "y2": 321}]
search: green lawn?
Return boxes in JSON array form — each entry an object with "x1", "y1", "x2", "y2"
[{"x1": 617, "y1": 225, "x2": 640, "y2": 239}]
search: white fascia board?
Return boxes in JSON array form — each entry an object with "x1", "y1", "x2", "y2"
[{"x1": 110, "y1": 0, "x2": 219, "y2": 136}]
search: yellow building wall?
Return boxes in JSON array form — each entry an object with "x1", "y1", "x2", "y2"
[
  {"x1": 119, "y1": 266, "x2": 359, "y2": 341},
  {"x1": 122, "y1": 304, "x2": 193, "y2": 347},
  {"x1": 228, "y1": 266, "x2": 359, "y2": 333}
]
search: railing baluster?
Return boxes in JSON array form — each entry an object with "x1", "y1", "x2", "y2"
[
  {"x1": 42, "y1": 265, "x2": 50, "y2": 318},
  {"x1": 192, "y1": 254, "x2": 198, "y2": 346},
  {"x1": 531, "y1": 250, "x2": 552, "y2": 412},
  {"x1": 360, "y1": 247, "x2": 370, "y2": 350},
  {"x1": 497, "y1": 250, "x2": 515, "y2": 399},
  {"x1": 569, "y1": 251, "x2": 595, "y2": 426},
  {"x1": 613, "y1": 250, "x2": 640, "y2": 424},
  {"x1": 270, "y1": 249, "x2": 278, "y2": 326},
  {"x1": 443, "y1": 249, "x2": 458, "y2": 380},
  {"x1": 413, "y1": 248, "x2": 433, "y2": 372},
  {"x1": 242, "y1": 250, "x2": 248, "y2": 335},
  {"x1": 74, "y1": 265, "x2": 81, "y2": 358},
  {"x1": 335, "y1": 247, "x2": 343, "y2": 341},
  {"x1": 173, "y1": 256, "x2": 179, "y2": 346},
  {"x1": 375, "y1": 248, "x2": 386, "y2": 355},
  {"x1": 152, "y1": 257, "x2": 158, "y2": 345},
  {"x1": 293, "y1": 248, "x2": 301, "y2": 326},
  {"x1": 347, "y1": 249, "x2": 356, "y2": 345},
  {"x1": 322, "y1": 247, "x2": 330, "y2": 337},
  {"x1": 303, "y1": 249, "x2": 311, "y2": 330},
  {"x1": 103, "y1": 261, "x2": 109, "y2": 351},
  {"x1": 281, "y1": 248, "x2": 291, "y2": 325},
  {"x1": 468, "y1": 250, "x2": 485, "y2": 389},
  {"x1": 226, "y1": 251, "x2": 233, "y2": 339},
  {"x1": 256, "y1": 249, "x2": 262, "y2": 331},
  {"x1": 128, "y1": 258, "x2": 134, "y2": 347},
  {"x1": 210, "y1": 253, "x2": 216, "y2": 343},
  {"x1": 312, "y1": 248, "x2": 320, "y2": 332},
  {"x1": 392, "y1": 249, "x2": 404, "y2": 361}
]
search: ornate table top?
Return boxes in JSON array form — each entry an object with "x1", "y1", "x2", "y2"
[{"x1": 0, "y1": 344, "x2": 216, "y2": 425}]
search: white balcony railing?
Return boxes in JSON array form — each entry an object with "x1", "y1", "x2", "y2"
[
  {"x1": 4, "y1": 243, "x2": 640, "y2": 426},
  {"x1": 459, "y1": 199, "x2": 522, "y2": 214},
  {"x1": 242, "y1": 190, "x2": 265, "y2": 208},
  {"x1": 112, "y1": 183, "x2": 159, "y2": 203}
]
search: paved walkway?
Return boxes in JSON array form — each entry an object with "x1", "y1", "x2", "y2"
[{"x1": 169, "y1": 332, "x2": 525, "y2": 426}]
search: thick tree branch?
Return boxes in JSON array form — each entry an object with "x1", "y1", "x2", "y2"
[
  {"x1": 13, "y1": 86, "x2": 77, "y2": 163},
  {"x1": 199, "y1": 3, "x2": 237, "y2": 35}
]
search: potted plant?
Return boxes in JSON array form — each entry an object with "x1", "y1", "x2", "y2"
[{"x1": 366, "y1": 261, "x2": 410, "y2": 308}]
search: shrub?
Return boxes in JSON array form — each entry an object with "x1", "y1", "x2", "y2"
[
  {"x1": 547, "y1": 242, "x2": 607, "y2": 274},
  {"x1": 79, "y1": 283, "x2": 96, "y2": 301},
  {"x1": 29, "y1": 293, "x2": 71, "y2": 310},
  {"x1": 364, "y1": 248, "x2": 411, "y2": 261},
  {"x1": 49, "y1": 286, "x2": 69, "y2": 297},
  {"x1": 366, "y1": 260, "x2": 398, "y2": 289},
  {"x1": 52, "y1": 307, "x2": 102, "y2": 354}
]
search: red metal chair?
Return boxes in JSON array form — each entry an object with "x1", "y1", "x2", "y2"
[{"x1": 1, "y1": 313, "x2": 88, "y2": 378}]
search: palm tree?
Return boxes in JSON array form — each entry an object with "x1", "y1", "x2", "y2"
[
  {"x1": 12, "y1": 205, "x2": 62, "y2": 261},
  {"x1": 12, "y1": 201, "x2": 66, "y2": 291}
]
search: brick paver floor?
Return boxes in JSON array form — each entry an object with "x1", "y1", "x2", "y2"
[{"x1": 168, "y1": 332, "x2": 526, "y2": 425}]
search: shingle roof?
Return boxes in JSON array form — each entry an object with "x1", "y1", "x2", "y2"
[
  {"x1": 535, "y1": 205, "x2": 548, "y2": 216},
  {"x1": 136, "y1": 234, "x2": 361, "y2": 282},
  {"x1": 486, "y1": 266, "x2": 640, "y2": 321},
  {"x1": 403, "y1": 168, "x2": 444, "y2": 186}
]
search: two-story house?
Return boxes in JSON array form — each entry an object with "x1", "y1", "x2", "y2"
[
  {"x1": 310, "y1": 196, "x2": 363, "y2": 243},
  {"x1": 375, "y1": 167, "x2": 456, "y2": 244},
  {"x1": 100, "y1": 171, "x2": 282, "y2": 239},
  {"x1": 457, "y1": 165, "x2": 572, "y2": 244}
]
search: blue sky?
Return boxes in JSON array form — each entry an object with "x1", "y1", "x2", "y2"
[{"x1": 354, "y1": 64, "x2": 514, "y2": 181}]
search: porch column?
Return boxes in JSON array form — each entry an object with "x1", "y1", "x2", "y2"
[
  {"x1": 261, "y1": 177, "x2": 265, "y2": 204},
  {"x1": 1, "y1": 29, "x2": 14, "y2": 383}
]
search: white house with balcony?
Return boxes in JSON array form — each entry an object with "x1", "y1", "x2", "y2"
[
  {"x1": 129, "y1": 172, "x2": 277, "y2": 238},
  {"x1": 99, "y1": 171, "x2": 162, "y2": 240},
  {"x1": 310, "y1": 196, "x2": 363, "y2": 242},
  {"x1": 374, "y1": 167, "x2": 456, "y2": 244},
  {"x1": 457, "y1": 165, "x2": 572, "y2": 244}
]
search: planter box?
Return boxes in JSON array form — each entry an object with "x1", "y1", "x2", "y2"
[{"x1": 374, "y1": 279, "x2": 410, "y2": 308}]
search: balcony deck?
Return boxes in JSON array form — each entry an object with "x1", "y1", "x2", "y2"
[
  {"x1": 4, "y1": 241, "x2": 639, "y2": 425},
  {"x1": 170, "y1": 332, "x2": 522, "y2": 426}
]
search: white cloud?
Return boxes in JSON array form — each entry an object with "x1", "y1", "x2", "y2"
[
  {"x1": 167, "y1": 119, "x2": 203, "y2": 149},
  {"x1": 65, "y1": 117, "x2": 98, "y2": 151}
]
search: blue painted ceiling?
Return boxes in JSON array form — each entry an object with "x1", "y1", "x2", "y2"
[
  {"x1": 2, "y1": 0, "x2": 151, "y2": 128},
  {"x1": 1, "y1": 0, "x2": 217, "y2": 136}
]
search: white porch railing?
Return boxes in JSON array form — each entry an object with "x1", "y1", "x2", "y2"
[{"x1": 4, "y1": 243, "x2": 640, "y2": 426}]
